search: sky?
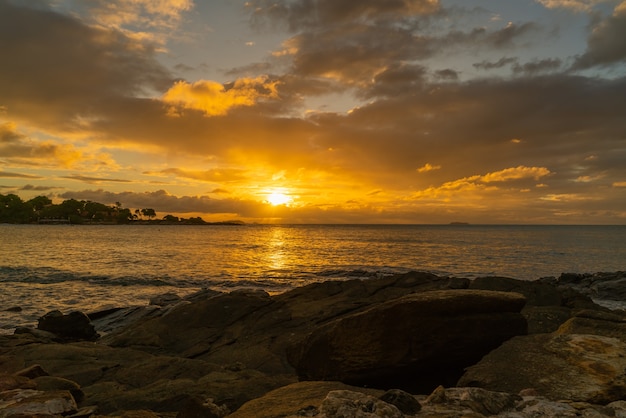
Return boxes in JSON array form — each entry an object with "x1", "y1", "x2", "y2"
[{"x1": 0, "y1": 0, "x2": 625, "y2": 224}]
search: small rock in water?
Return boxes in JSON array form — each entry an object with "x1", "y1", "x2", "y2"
[{"x1": 37, "y1": 310, "x2": 99, "y2": 341}]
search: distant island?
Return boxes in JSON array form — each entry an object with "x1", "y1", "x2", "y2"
[
  {"x1": 0, "y1": 193, "x2": 244, "y2": 225},
  {"x1": 449, "y1": 222, "x2": 470, "y2": 225}
]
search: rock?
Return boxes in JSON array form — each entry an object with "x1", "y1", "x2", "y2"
[
  {"x1": 13, "y1": 326, "x2": 58, "y2": 342},
  {"x1": 0, "y1": 389, "x2": 78, "y2": 417},
  {"x1": 37, "y1": 310, "x2": 99, "y2": 342},
  {"x1": 3, "y1": 306, "x2": 22, "y2": 312},
  {"x1": 318, "y1": 390, "x2": 403, "y2": 418},
  {"x1": 470, "y1": 276, "x2": 563, "y2": 306},
  {"x1": 33, "y1": 375, "x2": 84, "y2": 403},
  {"x1": 227, "y1": 381, "x2": 384, "y2": 418},
  {"x1": 103, "y1": 274, "x2": 473, "y2": 378},
  {"x1": 379, "y1": 389, "x2": 421, "y2": 414},
  {"x1": 556, "y1": 309, "x2": 626, "y2": 342},
  {"x1": 150, "y1": 292, "x2": 182, "y2": 307},
  {"x1": 458, "y1": 333, "x2": 626, "y2": 404},
  {"x1": 428, "y1": 387, "x2": 520, "y2": 415},
  {"x1": 522, "y1": 305, "x2": 573, "y2": 334},
  {"x1": 0, "y1": 375, "x2": 36, "y2": 391},
  {"x1": 287, "y1": 289, "x2": 527, "y2": 391},
  {"x1": 89, "y1": 305, "x2": 164, "y2": 336},
  {"x1": 175, "y1": 396, "x2": 229, "y2": 418},
  {"x1": 13, "y1": 364, "x2": 49, "y2": 379}
]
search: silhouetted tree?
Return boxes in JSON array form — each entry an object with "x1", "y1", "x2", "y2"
[
  {"x1": 163, "y1": 214, "x2": 179, "y2": 222},
  {"x1": 141, "y1": 208, "x2": 156, "y2": 220}
]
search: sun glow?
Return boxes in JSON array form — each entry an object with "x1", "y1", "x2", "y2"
[{"x1": 266, "y1": 190, "x2": 292, "y2": 206}]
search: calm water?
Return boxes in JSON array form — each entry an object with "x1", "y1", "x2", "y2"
[{"x1": 1, "y1": 224, "x2": 625, "y2": 331}]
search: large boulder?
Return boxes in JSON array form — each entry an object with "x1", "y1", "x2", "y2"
[
  {"x1": 103, "y1": 273, "x2": 472, "y2": 375},
  {"x1": 458, "y1": 333, "x2": 626, "y2": 404},
  {"x1": 287, "y1": 289, "x2": 527, "y2": 391}
]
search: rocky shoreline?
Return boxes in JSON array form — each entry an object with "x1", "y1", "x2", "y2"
[{"x1": 1, "y1": 271, "x2": 625, "y2": 417}]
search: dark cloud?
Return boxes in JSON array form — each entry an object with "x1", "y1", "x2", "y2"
[
  {"x1": 248, "y1": 0, "x2": 440, "y2": 31},
  {"x1": 20, "y1": 184, "x2": 59, "y2": 191},
  {"x1": 61, "y1": 175, "x2": 132, "y2": 184},
  {"x1": 512, "y1": 58, "x2": 562, "y2": 75},
  {"x1": 59, "y1": 189, "x2": 266, "y2": 217},
  {"x1": 0, "y1": 171, "x2": 42, "y2": 179},
  {"x1": 573, "y1": 4, "x2": 626, "y2": 69},
  {"x1": 0, "y1": 0, "x2": 172, "y2": 130},
  {"x1": 474, "y1": 57, "x2": 518, "y2": 71}
]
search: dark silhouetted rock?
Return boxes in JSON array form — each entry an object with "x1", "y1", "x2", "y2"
[
  {"x1": 37, "y1": 310, "x2": 99, "y2": 341},
  {"x1": 150, "y1": 292, "x2": 182, "y2": 307},
  {"x1": 175, "y1": 396, "x2": 229, "y2": 418},
  {"x1": 379, "y1": 389, "x2": 422, "y2": 414},
  {"x1": 13, "y1": 364, "x2": 49, "y2": 379},
  {"x1": 287, "y1": 289, "x2": 527, "y2": 391}
]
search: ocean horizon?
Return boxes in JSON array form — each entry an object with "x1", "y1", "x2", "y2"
[{"x1": 1, "y1": 223, "x2": 625, "y2": 332}]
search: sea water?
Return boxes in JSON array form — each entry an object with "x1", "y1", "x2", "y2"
[{"x1": 1, "y1": 224, "x2": 625, "y2": 331}]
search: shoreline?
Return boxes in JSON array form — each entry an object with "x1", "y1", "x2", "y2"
[{"x1": 1, "y1": 271, "x2": 626, "y2": 416}]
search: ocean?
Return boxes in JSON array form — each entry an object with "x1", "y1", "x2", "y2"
[{"x1": 1, "y1": 224, "x2": 625, "y2": 332}]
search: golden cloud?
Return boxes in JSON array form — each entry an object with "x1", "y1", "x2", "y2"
[
  {"x1": 480, "y1": 166, "x2": 551, "y2": 182},
  {"x1": 412, "y1": 166, "x2": 551, "y2": 199},
  {"x1": 162, "y1": 77, "x2": 280, "y2": 116},
  {"x1": 417, "y1": 163, "x2": 441, "y2": 173}
]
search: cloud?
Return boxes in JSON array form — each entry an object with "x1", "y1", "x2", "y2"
[
  {"x1": 0, "y1": 122, "x2": 113, "y2": 169},
  {"x1": 162, "y1": 76, "x2": 280, "y2": 116},
  {"x1": 0, "y1": 171, "x2": 42, "y2": 179},
  {"x1": 0, "y1": 1, "x2": 172, "y2": 131},
  {"x1": 86, "y1": 0, "x2": 193, "y2": 28},
  {"x1": 572, "y1": 1, "x2": 626, "y2": 69},
  {"x1": 480, "y1": 166, "x2": 552, "y2": 182},
  {"x1": 58, "y1": 189, "x2": 266, "y2": 217},
  {"x1": 412, "y1": 166, "x2": 551, "y2": 199},
  {"x1": 417, "y1": 163, "x2": 441, "y2": 173},
  {"x1": 60, "y1": 175, "x2": 132, "y2": 184},
  {"x1": 535, "y1": 0, "x2": 616, "y2": 13},
  {"x1": 248, "y1": 0, "x2": 440, "y2": 31}
]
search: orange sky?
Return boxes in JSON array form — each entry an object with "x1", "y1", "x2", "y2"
[{"x1": 1, "y1": 0, "x2": 625, "y2": 223}]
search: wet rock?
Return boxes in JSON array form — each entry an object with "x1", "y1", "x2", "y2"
[
  {"x1": 288, "y1": 289, "x2": 527, "y2": 391},
  {"x1": 150, "y1": 292, "x2": 182, "y2": 307},
  {"x1": 37, "y1": 310, "x2": 99, "y2": 342},
  {"x1": 458, "y1": 333, "x2": 626, "y2": 404}
]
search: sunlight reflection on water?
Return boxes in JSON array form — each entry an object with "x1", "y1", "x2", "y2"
[{"x1": 1, "y1": 224, "x2": 625, "y2": 331}]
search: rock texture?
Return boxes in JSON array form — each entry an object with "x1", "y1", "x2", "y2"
[
  {"x1": 288, "y1": 289, "x2": 527, "y2": 391},
  {"x1": 0, "y1": 272, "x2": 625, "y2": 417},
  {"x1": 458, "y1": 332, "x2": 626, "y2": 404}
]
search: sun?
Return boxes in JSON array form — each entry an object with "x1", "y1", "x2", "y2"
[{"x1": 266, "y1": 191, "x2": 292, "y2": 206}]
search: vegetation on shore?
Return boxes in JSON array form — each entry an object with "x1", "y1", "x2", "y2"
[{"x1": 0, "y1": 193, "x2": 243, "y2": 225}]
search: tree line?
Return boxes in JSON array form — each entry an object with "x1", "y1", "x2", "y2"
[{"x1": 0, "y1": 193, "x2": 239, "y2": 225}]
